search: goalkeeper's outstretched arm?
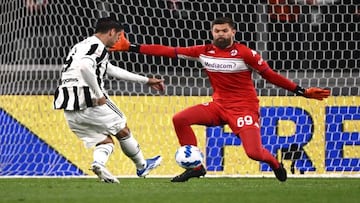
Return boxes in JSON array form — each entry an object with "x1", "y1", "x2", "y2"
[
  {"x1": 109, "y1": 32, "x2": 330, "y2": 100},
  {"x1": 109, "y1": 32, "x2": 178, "y2": 58},
  {"x1": 260, "y1": 67, "x2": 330, "y2": 100}
]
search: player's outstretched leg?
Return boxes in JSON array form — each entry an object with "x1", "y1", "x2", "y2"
[
  {"x1": 171, "y1": 165, "x2": 206, "y2": 182},
  {"x1": 273, "y1": 163, "x2": 287, "y2": 182},
  {"x1": 137, "y1": 155, "x2": 162, "y2": 177},
  {"x1": 91, "y1": 161, "x2": 120, "y2": 183}
]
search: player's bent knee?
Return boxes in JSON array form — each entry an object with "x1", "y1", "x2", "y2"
[
  {"x1": 96, "y1": 136, "x2": 114, "y2": 146},
  {"x1": 172, "y1": 113, "x2": 189, "y2": 126},
  {"x1": 244, "y1": 149, "x2": 264, "y2": 161},
  {"x1": 115, "y1": 126, "x2": 131, "y2": 139}
]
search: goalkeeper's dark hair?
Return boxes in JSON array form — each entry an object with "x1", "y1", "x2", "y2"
[
  {"x1": 211, "y1": 17, "x2": 235, "y2": 29},
  {"x1": 95, "y1": 17, "x2": 123, "y2": 33}
]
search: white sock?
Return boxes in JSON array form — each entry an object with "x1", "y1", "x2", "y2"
[
  {"x1": 93, "y1": 143, "x2": 114, "y2": 166},
  {"x1": 118, "y1": 133, "x2": 146, "y2": 169}
]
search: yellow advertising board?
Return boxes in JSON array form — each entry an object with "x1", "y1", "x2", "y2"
[{"x1": 0, "y1": 96, "x2": 359, "y2": 176}]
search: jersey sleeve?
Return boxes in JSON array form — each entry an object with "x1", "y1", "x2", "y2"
[
  {"x1": 240, "y1": 45, "x2": 269, "y2": 73},
  {"x1": 78, "y1": 58, "x2": 104, "y2": 98},
  {"x1": 106, "y1": 62, "x2": 149, "y2": 83},
  {"x1": 241, "y1": 45, "x2": 298, "y2": 92},
  {"x1": 139, "y1": 44, "x2": 205, "y2": 59}
]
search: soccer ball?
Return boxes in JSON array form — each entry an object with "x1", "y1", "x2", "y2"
[{"x1": 175, "y1": 145, "x2": 204, "y2": 169}]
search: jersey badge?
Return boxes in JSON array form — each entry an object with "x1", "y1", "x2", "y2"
[{"x1": 230, "y1": 49, "x2": 238, "y2": 56}]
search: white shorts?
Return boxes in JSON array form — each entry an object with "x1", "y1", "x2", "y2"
[{"x1": 64, "y1": 101, "x2": 127, "y2": 148}]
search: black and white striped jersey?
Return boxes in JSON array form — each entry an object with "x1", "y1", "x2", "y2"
[{"x1": 54, "y1": 36, "x2": 109, "y2": 111}]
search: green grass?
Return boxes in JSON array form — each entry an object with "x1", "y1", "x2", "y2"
[{"x1": 0, "y1": 178, "x2": 359, "y2": 203}]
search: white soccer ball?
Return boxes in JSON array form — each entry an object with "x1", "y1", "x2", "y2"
[{"x1": 175, "y1": 145, "x2": 204, "y2": 169}]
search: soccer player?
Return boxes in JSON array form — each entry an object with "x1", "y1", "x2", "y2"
[
  {"x1": 110, "y1": 17, "x2": 330, "y2": 182},
  {"x1": 54, "y1": 17, "x2": 164, "y2": 183}
]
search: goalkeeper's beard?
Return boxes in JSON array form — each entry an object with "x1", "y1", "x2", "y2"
[{"x1": 213, "y1": 38, "x2": 232, "y2": 49}]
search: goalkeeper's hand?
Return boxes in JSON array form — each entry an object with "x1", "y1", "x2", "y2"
[
  {"x1": 304, "y1": 87, "x2": 330, "y2": 100},
  {"x1": 109, "y1": 31, "x2": 130, "y2": 51},
  {"x1": 147, "y1": 78, "x2": 165, "y2": 92}
]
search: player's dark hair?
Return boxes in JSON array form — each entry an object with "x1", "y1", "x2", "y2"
[
  {"x1": 95, "y1": 17, "x2": 123, "y2": 33},
  {"x1": 211, "y1": 17, "x2": 235, "y2": 29}
]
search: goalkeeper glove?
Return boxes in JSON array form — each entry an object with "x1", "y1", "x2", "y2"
[
  {"x1": 304, "y1": 87, "x2": 331, "y2": 100},
  {"x1": 294, "y1": 86, "x2": 331, "y2": 100},
  {"x1": 109, "y1": 31, "x2": 130, "y2": 51}
]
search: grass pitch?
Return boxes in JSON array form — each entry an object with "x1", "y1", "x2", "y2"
[{"x1": 0, "y1": 177, "x2": 359, "y2": 203}]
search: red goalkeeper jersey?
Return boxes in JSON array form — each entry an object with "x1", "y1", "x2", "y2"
[{"x1": 139, "y1": 43, "x2": 298, "y2": 109}]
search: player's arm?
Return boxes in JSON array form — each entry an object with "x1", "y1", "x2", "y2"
[
  {"x1": 106, "y1": 63, "x2": 165, "y2": 91},
  {"x1": 78, "y1": 58, "x2": 106, "y2": 105},
  {"x1": 260, "y1": 68, "x2": 330, "y2": 100},
  {"x1": 109, "y1": 32, "x2": 201, "y2": 58},
  {"x1": 243, "y1": 48, "x2": 330, "y2": 100}
]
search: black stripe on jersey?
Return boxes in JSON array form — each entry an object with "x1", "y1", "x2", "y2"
[
  {"x1": 96, "y1": 64, "x2": 102, "y2": 88},
  {"x1": 54, "y1": 87, "x2": 60, "y2": 108},
  {"x1": 83, "y1": 86, "x2": 93, "y2": 107},
  {"x1": 95, "y1": 48, "x2": 108, "y2": 63},
  {"x1": 94, "y1": 48, "x2": 107, "y2": 92},
  {"x1": 73, "y1": 86, "x2": 80, "y2": 110},
  {"x1": 104, "y1": 62, "x2": 108, "y2": 76},
  {"x1": 60, "y1": 87, "x2": 69, "y2": 109},
  {"x1": 105, "y1": 100, "x2": 124, "y2": 118},
  {"x1": 86, "y1": 44, "x2": 98, "y2": 55}
]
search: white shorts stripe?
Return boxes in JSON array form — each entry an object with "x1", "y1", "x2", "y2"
[{"x1": 105, "y1": 100, "x2": 124, "y2": 118}]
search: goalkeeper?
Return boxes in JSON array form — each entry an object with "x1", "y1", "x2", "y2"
[
  {"x1": 111, "y1": 16, "x2": 330, "y2": 182},
  {"x1": 54, "y1": 17, "x2": 164, "y2": 183}
]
